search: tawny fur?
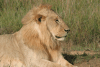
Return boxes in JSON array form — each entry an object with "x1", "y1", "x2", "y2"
[{"x1": 0, "y1": 4, "x2": 77, "y2": 67}]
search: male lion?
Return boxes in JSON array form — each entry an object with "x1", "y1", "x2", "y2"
[{"x1": 0, "y1": 5, "x2": 77, "y2": 67}]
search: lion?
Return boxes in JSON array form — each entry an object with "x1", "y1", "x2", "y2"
[{"x1": 0, "y1": 4, "x2": 77, "y2": 67}]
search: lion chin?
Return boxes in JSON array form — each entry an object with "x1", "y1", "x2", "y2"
[{"x1": 0, "y1": 4, "x2": 77, "y2": 67}]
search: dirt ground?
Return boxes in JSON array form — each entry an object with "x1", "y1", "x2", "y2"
[
  {"x1": 74, "y1": 58, "x2": 100, "y2": 67},
  {"x1": 63, "y1": 51, "x2": 100, "y2": 67},
  {"x1": 73, "y1": 51, "x2": 100, "y2": 67}
]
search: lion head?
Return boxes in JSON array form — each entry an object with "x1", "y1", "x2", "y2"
[
  {"x1": 20, "y1": 4, "x2": 70, "y2": 49},
  {"x1": 21, "y1": 4, "x2": 69, "y2": 40}
]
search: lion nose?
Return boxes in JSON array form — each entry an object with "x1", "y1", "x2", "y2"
[{"x1": 64, "y1": 29, "x2": 70, "y2": 33}]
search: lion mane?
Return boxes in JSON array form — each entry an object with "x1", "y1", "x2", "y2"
[{"x1": 0, "y1": 5, "x2": 77, "y2": 67}]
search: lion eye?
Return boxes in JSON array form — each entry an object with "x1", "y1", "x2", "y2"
[{"x1": 55, "y1": 19, "x2": 59, "y2": 23}]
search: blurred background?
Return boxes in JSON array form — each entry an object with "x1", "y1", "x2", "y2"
[{"x1": 0, "y1": 0, "x2": 100, "y2": 51}]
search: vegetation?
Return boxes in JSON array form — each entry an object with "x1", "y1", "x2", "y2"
[{"x1": 0, "y1": 0, "x2": 100, "y2": 51}]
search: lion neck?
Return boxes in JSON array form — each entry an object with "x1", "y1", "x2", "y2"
[{"x1": 19, "y1": 24, "x2": 61, "y2": 51}]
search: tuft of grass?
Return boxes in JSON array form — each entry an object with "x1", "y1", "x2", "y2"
[{"x1": 0, "y1": 0, "x2": 100, "y2": 51}]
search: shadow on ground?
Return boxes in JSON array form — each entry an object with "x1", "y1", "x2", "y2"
[{"x1": 63, "y1": 54, "x2": 77, "y2": 64}]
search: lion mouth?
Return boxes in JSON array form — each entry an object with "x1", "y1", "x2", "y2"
[
  {"x1": 55, "y1": 35, "x2": 67, "y2": 38},
  {"x1": 55, "y1": 36, "x2": 62, "y2": 38},
  {"x1": 55, "y1": 35, "x2": 67, "y2": 41}
]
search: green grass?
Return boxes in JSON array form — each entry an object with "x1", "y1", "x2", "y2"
[{"x1": 0, "y1": 0, "x2": 100, "y2": 51}]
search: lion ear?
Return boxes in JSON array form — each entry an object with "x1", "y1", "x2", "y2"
[
  {"x1": 21, "y1": 10, "x2": 33, "y2": 25},
  {"x1": 35, "y1": 14, "x2": 46, "y2": 24}
]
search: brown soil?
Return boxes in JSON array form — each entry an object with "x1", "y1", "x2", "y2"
[
  {"x1": 66, "y1": 50, "x2": 100, "y2": 55},
  {"x1": 74, "y1": 58, "x2": 100, "y2": 67}
]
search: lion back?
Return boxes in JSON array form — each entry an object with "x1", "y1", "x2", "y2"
[{"x1": 0, "y1": 34, "x2": 25, "y2": 67}]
